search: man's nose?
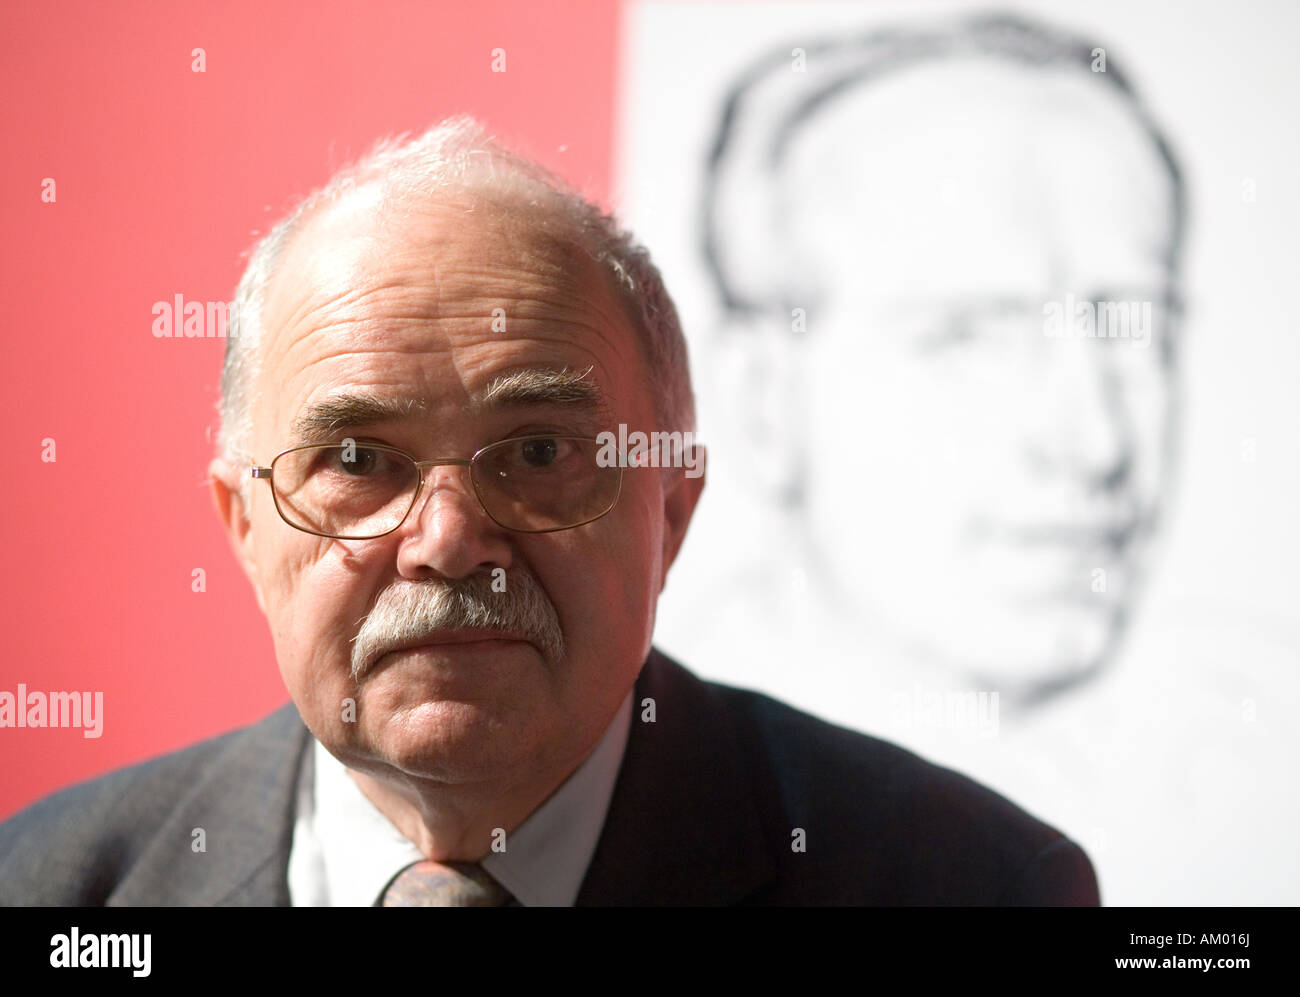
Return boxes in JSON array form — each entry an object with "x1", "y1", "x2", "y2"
[
  {"x1": 394, "y1": 462, "x2": 513, "y2": 581},
  {"x1": 1028, "y1": 344, "x2": 1134, "y2": 493}
]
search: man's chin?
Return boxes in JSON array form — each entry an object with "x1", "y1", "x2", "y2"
[
  {"x1": 861, "y1": 585, "x2": 1121, "y2": 692},
  {"x1": 338, "y1": 697, "x2": 539, "y2": 783},
  {"x1": 328, "y1": 643, "x2": 558, "y2": 775},
  {"x1": 946, "y1": 603, "x2": 1126, "y2": 707}
]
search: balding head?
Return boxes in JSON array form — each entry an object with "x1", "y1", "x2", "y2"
[{"x1": 218, "y1": 115, "x2": 693, "y2": 477}]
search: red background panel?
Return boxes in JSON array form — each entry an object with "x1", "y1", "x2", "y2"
[{"x1": 0, "y1": 0, "x2": 620, "y2": 818}]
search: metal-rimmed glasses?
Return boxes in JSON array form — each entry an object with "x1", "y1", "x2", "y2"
[{"x1": 250, "y1": 435, "x2": 623, "y2": 539}]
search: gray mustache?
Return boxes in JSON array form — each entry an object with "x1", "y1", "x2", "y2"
[{"x1": 351, "y1": 570, "x2": 565, "y2": 681}]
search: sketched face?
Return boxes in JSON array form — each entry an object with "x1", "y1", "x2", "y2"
[{"x1": 777, "y1": 59, "x2": 1180, "y2": 697}]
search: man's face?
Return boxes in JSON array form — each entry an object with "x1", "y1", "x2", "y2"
[
  {"x1": 215, "y1": 181, "x2": 697, "y2": 798},
  {"x1": 777, "y1": 60, "x2": 1179, "y2": 697}
]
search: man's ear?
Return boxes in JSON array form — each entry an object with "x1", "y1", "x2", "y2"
[
  {"x1": 659, "y1": 445, "x2": 706, "y2": 592},
  {"x1": 208, "y1": 456, "x2": 267, "y2": 615}
]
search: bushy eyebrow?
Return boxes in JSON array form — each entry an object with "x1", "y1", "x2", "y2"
[
  {"x1": 469, "y1": 367, "x2": 605, "y2": 415},
  {"x1": 289, "y1": 395, "x2": 432, "y2": 445},
  {"x1": 287, "y1": 367, "x2": 606, "y2": 446}
]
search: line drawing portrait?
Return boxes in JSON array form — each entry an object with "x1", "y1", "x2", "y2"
[{"x1": 701, "y1": 12, "x2": 1186, "y2": 711}]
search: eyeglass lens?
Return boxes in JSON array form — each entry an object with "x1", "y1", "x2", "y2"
[{"x1": 269, "y1": 438, "x2": 619, "y2": 537}]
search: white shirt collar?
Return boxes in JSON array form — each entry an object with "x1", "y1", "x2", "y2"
[{"x1": 288, "y1": 692, "x2": 632, "y2": 907}]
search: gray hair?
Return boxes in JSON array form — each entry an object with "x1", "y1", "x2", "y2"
[{"x1": 217, "y1": 114, "x2": 693, "y2": 469}]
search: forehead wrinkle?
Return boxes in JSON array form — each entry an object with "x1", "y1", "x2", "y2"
[
  {"x1": 268, "y1": 344, "x2": 449, "y2": 449},
  {"x1": 266, "y1": 325, "x2": 642, "y2": 452},
  {"x1": 261, "y1": 203, "x2": 654, "y2": 444},
  {"x1": 272, "y1": 178, "x2": 606, "y2": 322},
  {"x1": 270, "y1": 278, "x2": 443, "y2": 358},
  {"x1": 272, "y1": 248, "x2": 636, "y2": 369}
]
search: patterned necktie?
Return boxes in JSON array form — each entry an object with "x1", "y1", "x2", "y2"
[{"x1": 380, "y1": 860, "x2": 514, "y2": 906}]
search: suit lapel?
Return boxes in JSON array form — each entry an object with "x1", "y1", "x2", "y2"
[
  {"x1": 109, "y1": 703, "x2": 309, "y2": 906},
  {"x1": 576, "y1": 649, "x2": 776, "y2": 905}
]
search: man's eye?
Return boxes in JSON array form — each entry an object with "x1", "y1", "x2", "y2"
[
  {"x1": 495, "y1": 437, "x2": 582, "y2": 471},
  {"x1": 337, "y1": 448, "x2": 377, "y2": 474},
  {"x1": 320, "y1": 446, "x2": 394, "y2": 477},
  {"x1": 518, "y1": 438, "x2": 560, "y2": 467},
  {"x1": 917, "y1": 317, "x2": 979, "y2": 353}
]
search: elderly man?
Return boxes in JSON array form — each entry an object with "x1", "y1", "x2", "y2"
[{"x1": 0, "y1": 116, "x2": 1098, "y2": 906}]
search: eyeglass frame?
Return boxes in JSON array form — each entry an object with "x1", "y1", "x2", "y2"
[{"x1": 249, "y1": 434, "x2": 624, "y2": 539}]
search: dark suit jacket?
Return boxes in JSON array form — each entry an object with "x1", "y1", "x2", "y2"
[{"x1": 0, "y1": 648, "x2": 1099, "y2": 905}]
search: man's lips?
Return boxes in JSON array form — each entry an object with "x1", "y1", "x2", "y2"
[
  {"x1": 975, "y1": 519, "x2": 1143, "y2": 552},
  {"x1": 1001, "y1": 524, "x2": 1136, "y2": 547},
  {"x1": 379, "y1": 630, "x2": 534, "y2": 658}
]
